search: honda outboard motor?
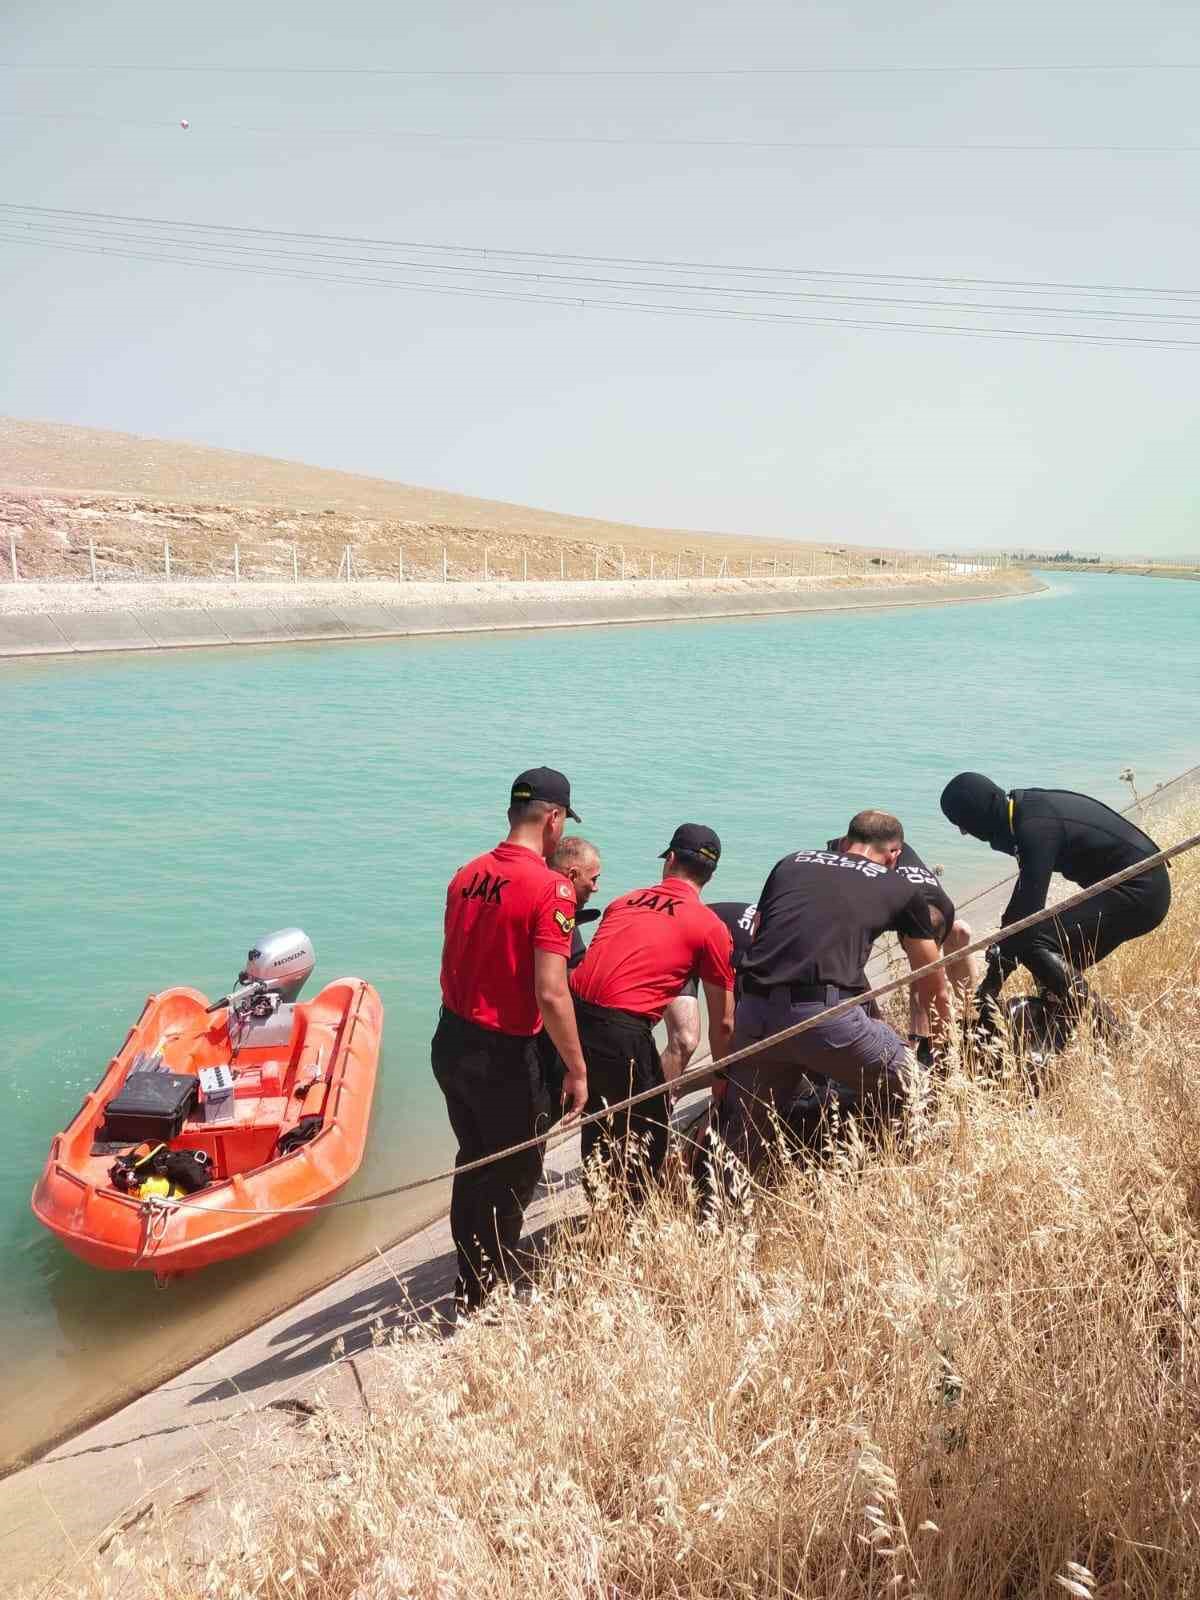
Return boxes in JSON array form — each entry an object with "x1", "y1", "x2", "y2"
[
  {"x1": 239, "y1": 929, "x2": 316, "y2": 1004},
  {"x1": 208, "y1": 929, "x2": 316, "y2": 1051}
]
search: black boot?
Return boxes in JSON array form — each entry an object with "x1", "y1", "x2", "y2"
[{"x1": 1023, "y1": 947, "x2": 1125, "y2": 1048}]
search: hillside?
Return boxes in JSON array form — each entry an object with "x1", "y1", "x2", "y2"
[{"x1": 1, "y1": 418, "x2": 846, "y2": 583}]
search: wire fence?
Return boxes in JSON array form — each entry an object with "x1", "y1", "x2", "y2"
[{"x1": 3, "y1": 531, "x2": 1011, "y2": 586}]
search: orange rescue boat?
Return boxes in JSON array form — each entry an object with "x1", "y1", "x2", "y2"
[{"x1": 32, "y1": 929, "x2": 383, "y2": 1281}]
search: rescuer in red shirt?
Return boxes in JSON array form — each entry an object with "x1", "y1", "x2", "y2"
[
  {"x1": 432, "y1": 767, "x2": 589, "y2": 1312},
  {"x1": 570, "y1": 823, "x2": 736, "y2": 1198}
]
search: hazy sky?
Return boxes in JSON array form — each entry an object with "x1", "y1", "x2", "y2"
[{"x1": 3, "y1": 2, "x2": 1199, "y2": 554}]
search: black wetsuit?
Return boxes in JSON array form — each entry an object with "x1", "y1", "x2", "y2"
[
  {"x1": 997, "y1": 788, "x2": 1170, "y2": 982},
  {"x1": 942, "y1": 774, "x2": 1170, "y2": 1001}
]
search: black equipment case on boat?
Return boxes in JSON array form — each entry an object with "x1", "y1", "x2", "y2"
[{"x1": 101, "y1": 1072, "x2": 199, "y2": 1143}]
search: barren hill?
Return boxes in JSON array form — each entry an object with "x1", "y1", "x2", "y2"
[{"x1": 0, "y1": 416, "x2": 866, "y2": 583}]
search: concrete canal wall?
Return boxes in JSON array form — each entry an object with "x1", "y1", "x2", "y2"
[{"x1": 0, "y1": 571, "x2": 1043, "y2": 658}]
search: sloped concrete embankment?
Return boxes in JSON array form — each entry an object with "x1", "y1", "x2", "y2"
[{"x1": 0, "y1": 572, "x2": 1042, "y2": 658}]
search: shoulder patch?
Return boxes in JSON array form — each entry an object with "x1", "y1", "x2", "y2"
[
  {"x1": 556, "y1": 880, "x2": 574, "y2": 899},
  {"x1": 554, "y1": 909, "x2": 576, "y2": 934}
]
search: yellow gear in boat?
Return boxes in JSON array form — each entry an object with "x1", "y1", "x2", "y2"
[{"x1": 136, "y1": 1176, "x2": 184, "y2": 1200}]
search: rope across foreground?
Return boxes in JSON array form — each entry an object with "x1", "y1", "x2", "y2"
[{"x1": 133, "y1": 824, "x2": 1200, "y2": 1228}]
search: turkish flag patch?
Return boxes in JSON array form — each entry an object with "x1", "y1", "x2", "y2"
[{"x1": 556, "y1": 881, "x2": 574, "y2": 899}]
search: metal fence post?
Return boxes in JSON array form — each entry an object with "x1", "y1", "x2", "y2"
[
  {"x1": 443, "y1": 546, "x2": 448, "y2": 582},
  {"x1": 484, "y1": 548, "x2": 489, "y2": 582},
  {"x1": 293, "y1": 543, "x2": 299, "y2": 583},
  {"x1": 594, "y1": 552, "x2": 599, "y2": 581},
  {"x1": 522, "y1": 549, "x2": 528, "y2": 582},
  {"x1": 399, "y1": 547, "x2": 404, "y2": 581},
  {"x1": 620, "y1": 547, "x2": 625, "y2": 580},
  {"x1": 234, "y1": 543, "x2": 241, "y2": 584},
  {"x1": 89, "y1": 538, "x2": 97, "y2": 584},
  {"x1": 560, "y1": 550, "x2": 565, "y2": 580},
  {"x1": 650, "y1": 553, "x2": 656, "y2": 580},
  {"x1": 9, "y1": 533, "x2": 17, "y2": 581},
  {"x1": 164, "y1": 538, "x2": 171, "y2": 580},
  {"x1": 700, "y1": 554, "x2": 706, "y2": 579}
]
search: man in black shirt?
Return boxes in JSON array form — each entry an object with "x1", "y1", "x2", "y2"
[
  {"x1": 940, "y1": 773, "x2": 1170, "y2": 1036},
  {"x1": 826, "y1": 831, "x2": 975, "y2": 1067},
  {"x1": 661, "y1": 900, "x2": 757, "y2": 1084},
  {"x1": 723, "y1": 811, "x2": 948, "y2": 1173}
]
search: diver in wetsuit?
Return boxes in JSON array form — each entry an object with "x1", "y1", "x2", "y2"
[{"x1": 939, "y1": 773, "x2": 1171, "y2": 1041}]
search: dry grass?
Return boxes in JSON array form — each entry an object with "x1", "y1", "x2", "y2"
[{"x1": 49, "y1": 809, "x2": 1200, "y2": 1600}]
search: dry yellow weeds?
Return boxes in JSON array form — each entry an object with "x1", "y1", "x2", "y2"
[{"x1": 41, "y1": 805, "x2": 1200, "y2": 1599}]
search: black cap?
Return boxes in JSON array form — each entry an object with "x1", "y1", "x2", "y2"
[
  {"x1": 660, "y1": 823, "x2": 722, "y2": 865},
  {"x1": 510, "y1": 767, "x2": 581, "y2": 822}
]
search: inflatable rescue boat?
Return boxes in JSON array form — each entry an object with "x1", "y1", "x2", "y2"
[{"x1": 31, "y1": 930, "x2": 383, "y2": 1282}]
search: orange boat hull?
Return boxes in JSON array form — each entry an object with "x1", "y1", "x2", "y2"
[{"x1": 31, "y1": 978, "x2": 383, "y2": 1275}]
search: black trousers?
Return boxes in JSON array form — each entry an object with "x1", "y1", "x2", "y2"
[
  {"x1": 574, "y1": 995, "x2": 669, "y2": 1199},
  {"x1": 431, "y1": 1008, "x2": 550, "y2": 1309},
  {"x1": 1001, "y1": 866, "x2": 1171, "y2": 994}
]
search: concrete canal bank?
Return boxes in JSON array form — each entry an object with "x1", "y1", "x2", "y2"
[{"x1": 0, "y1": 570, "x2": 1042, "y2": 658}]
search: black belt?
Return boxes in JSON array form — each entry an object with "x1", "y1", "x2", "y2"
[
  {"x1": 572, "y1": 994, "x2": 654, "y2": 1035},
  {"x1": 741, "y1": 979, "x2": 864, "y2": 1003},
  {"x1": 437, "y1": 1005, "x2": 534, "y2": 1045}
]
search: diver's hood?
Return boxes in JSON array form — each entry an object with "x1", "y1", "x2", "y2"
[{"x1": 940, "y1": 771, "x2": 1015, "y2": 855}]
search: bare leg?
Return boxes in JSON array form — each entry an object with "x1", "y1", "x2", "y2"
[
  {"x1": 661, "y1": 993, "x2": 700, "y2": 1091},
  {"x1": 944, "y1": 919, "x2": 977, "y2": 996},
  {"x1": 907, "y1": 921, "x2": 975, "y2": 1044}
]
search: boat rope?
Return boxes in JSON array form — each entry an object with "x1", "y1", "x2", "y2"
[
  {"x1": 131, "y1": 1194, "x2": 174, "y2": 1264},
  {"x1": 137, "y1": 825, "x2": 1200, "y2": 1226}
]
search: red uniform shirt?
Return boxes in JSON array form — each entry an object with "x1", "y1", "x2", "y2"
[
  {"x1": 570, "y1": 876, "x2": 735, "y2": 1022},
  {"x1": 440, "y1": 841, "x2": 577, "y2": 1035}
]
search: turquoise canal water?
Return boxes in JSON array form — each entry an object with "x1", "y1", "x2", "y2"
[{"x1": 2, "y1": 571, "x2": 1198, "y2": 1466}]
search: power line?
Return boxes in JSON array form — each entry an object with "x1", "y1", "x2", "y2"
[
  {"x1": 7, "y1": 214, "x2": 1200, "y2": 326},
  {"x1": 4, "y1": 109, "x2": 1198, "y2": 156},
  {"x1": 3, "y1": 203, "x2": 1198, "y2": 302},
  {"x1": 3, "y1": 226, "x2": 1197, "y2": 350},
  {"x1": 3, "y1": 60, "x2": 1200, "y2": 76}
]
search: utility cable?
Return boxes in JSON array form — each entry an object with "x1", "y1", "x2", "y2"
[
  {"x1": 5, "y1": 230, "x2": 1198, "y2": 350},
  {"x1": 7, "y1": 215, "x2": 1200, "y2": 326},
  {"x1": 5, "y1": 61, "x2": 1200, "y2": 77},
  {"x1": 5, "y1": 109, "x2": 1199, "y2": 155},
  {"x1": 4, "y1": 202, "x2": 1198, "y2": 303}
]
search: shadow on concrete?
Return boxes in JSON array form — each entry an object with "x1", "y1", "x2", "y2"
[
  {"x1": 189, "y1": 1213, "x2": 577, "y2": 1409},
  {"x1": 188, "y1": 1241, "x2": 460, "y2": 1407}
]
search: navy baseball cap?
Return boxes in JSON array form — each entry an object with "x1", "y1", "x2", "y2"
[
  {"x1": 661, "y1": 823, "x2": 721, "y2": 864},
  {"x1": 510, "y1": 767, "x2": 581, "y2": 822}
]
